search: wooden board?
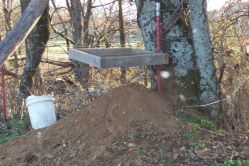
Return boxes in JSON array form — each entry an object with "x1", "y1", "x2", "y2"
[{"x1": 69, "y1": 48, "x2": 169, "y2": 68}]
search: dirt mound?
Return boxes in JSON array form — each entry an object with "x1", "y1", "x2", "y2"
[{"x1": 0, "y1": 84, "x2": 179, "y2": 166}]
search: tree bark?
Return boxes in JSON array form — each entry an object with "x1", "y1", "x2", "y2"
[
  {"x1": 135, "y1": 0, "x2": 158, "y2": 89},
  {"x1": 136, "y1": 0, "x2": 219, "y2": 118},
  {"x1": 82, "y1": 0, "x2": 93, "y2": 47},
  {"x1": 2, "y1": 0, "x2": 12, "y2": 31},
  {"x1": 118, "y1": 0, "x2": 126, "y2": 84},
  {"x1": 160, "y1": 1, "x2": 201, "y2": 104},
  {"x1": 2, "y1": 0, "x2": 19, "y2": 75},
  {"x1": 136, "y1": 0, "x2": 199, "y2": 99},
  {"x1": 70, "y1": 0, "x2": 90, "y2": 86},
  {"x1": 189, "y1": 0, "x2": 220, "y2": 117},
  {"x1": 18, "y1": 0, "x2": 50, "y2": 98}
]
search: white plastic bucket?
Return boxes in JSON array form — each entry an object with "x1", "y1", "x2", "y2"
[{"x1": 26, "y1": 95, "x2": 56, "y2": 129}]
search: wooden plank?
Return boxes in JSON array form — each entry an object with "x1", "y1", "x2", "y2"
[
  {"x1": 0, "y1": 0, "x2": 49, "y2": 65},
  {"x1": 77, "y1": 48, "x2": 133, "y2": 57},
  {"x1": 69, "y1": 48, "x2": 101, "y2": 67},
  {"x1": 101, "y1": 53, "x2": 168, "y2": 68},
  {"x1": 130, "y1": 48, "x2": 151, "y2": 54}
]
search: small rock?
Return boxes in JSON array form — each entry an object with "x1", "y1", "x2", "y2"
[
  {"x1": 37, "y1": 132, "x2": 42, "y2": 138},
  {"x1": 180, "y1": 146, "x2": 186, "y2": 151},
  {"x1": 128, "y1": 143, "x2": 136, "y2": 147}
]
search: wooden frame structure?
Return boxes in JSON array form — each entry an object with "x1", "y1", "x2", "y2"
[{"x1": 69, "y1": 48, "x2": 169, "y2": 68}]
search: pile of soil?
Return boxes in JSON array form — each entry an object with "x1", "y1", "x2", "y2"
[{"x1": 0, "y1": 84, "x2": 179, "y2": 165}]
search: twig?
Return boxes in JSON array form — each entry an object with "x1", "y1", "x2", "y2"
[
  {"x1": 103, "y1": 95, "x2": 110, "y2": 121},
  {"x1": 197, "y1": 126, "x2": 228, "y2": 137}
]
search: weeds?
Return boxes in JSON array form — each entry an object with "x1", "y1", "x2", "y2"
[
  {"x1": 181, "y1": 114, "x2": 215, "y2": 129},
  {"x1": 196, "y1": 143, "x2": 206, "y2": 150},
  {"x1": 211, "y1": 159, "x2": 249, "y2": 166},
  {"x1": 166, "y1": 160, "x2": 174, "y2": 166},
  {"x1": 130, "y1": 131, "x2": 138, "y2": 143},
  {"x1": 80, "y1": 163, "x2": 87, "y2": 166},
  {"x1": 182, "y1": 124, "x2": 200, "y2": 141},
  {"x1": 137, "y1": 147, "x2": 146, "y2": 158},
  {"x1": 0, "y1": 114, "x2": 30, "y2": 144},
  {"x1": 160, "y1": 146, "x2": 169, "y2": 157}
]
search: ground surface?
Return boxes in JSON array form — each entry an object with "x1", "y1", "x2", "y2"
[{"x1": 0, "y1": 84, "x2": 249, "y2": 166}]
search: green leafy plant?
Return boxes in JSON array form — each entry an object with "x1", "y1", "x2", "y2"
[
  {"x1": 160, "y1": 146, "x2": 169, "y2": 157},
  {"x1": 220, "y1": 159, "x2": 249, "y2": 166},
  {"x1": 181, "y1": 114, "x2": 215, "y2": 129},
  {"x1": 182, "y1": 124, "x2": 200, "y2": 141},
  {"x1": 137, "y1": 147, "x2": 146, "y2": 158},
  {"x1": 166, "y1": 160, "x2": 174, "y2": 166},
  {"x1": 197, "y1": 143, "x2": 206, "y2": 150},
  {"x1": 80, "y1": 163, "x2": 87, "y2": 166},
  {"x1": 0, "y1": 114, "x2": 30, "y2": 144},
  {"x1": 130, "y1": 131, "x2": 137, "y2": 143}
]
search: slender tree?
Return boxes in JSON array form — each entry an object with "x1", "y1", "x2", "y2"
[
  {"x1": 18, "y1": 0, "x2": 50, "y2": 98},
  {"x1": 118, "y1": 0, "x2": 126, "y2": 84},
  {"x1": 2, "y1": 0, "x2": 19, "y2": 74},
  {"x1": 69, "y1": 0, "x2": 91, "y2": 86}
]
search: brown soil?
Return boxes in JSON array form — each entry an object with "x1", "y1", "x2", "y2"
[{"x1": 0, "y1": 84, "x2": 179, "y2": 166}]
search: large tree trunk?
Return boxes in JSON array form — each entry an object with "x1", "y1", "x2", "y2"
[
  {"x1": 189, "y1": 0, "x2": 220, "y2": 117},
  {"x1": 136, "y1": 0, "x2": 199, "y2": 99},
  {"x1": 136, "y1": 0, "x2": 219, "y2": 118},
  {"x1": 70, "y1": 0, "x2": 90, "y2": 86},
  {"x1": 160, "y1": 0, "x2": 200, "y2": 103},
  {"x1": 18, "y1": 0, "x2": 49, "y2": 98}
]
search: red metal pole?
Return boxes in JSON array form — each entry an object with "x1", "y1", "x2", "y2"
[
  {"x1": 156, "y1": 2, "x2": 162, "y2": 95},
  {"x1": 0, "y1": 36, "x2": 7, "y2": 121}
]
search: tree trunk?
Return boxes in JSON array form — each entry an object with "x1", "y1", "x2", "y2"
[
  {"x1": 160, "y1": 1, "x2": 201, "y2": 104},
  {"x1": 136, "y1": 0, "x2": 199, "y2": 99},
  {"x1": 136, "y1": 0, "x2": 219, "y2": 118},
  {"x1": 2, "y1": 0, "x2": 12, "y2": 31},
  {"x1": 135, "y1": 0, "x2": 157, "y2": 90},
  {"x1": 18, "y1": 0, "x2": 49, "y2": 98},
  {"x1": 70, "y1": 0, "x2": 90, "y2": 86},
  {"x1": 2, "y1": 0, "x2": 19, "y2": 75},
  {"x1": 189, "y1": 0, "x2": 220, "y2": 117},
  {"x1": 118, "y1": 0, "x2": 126, "y2": 84},
  {"x1": 82, "y1": 0, "x2": 92, "y2": 47}
]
